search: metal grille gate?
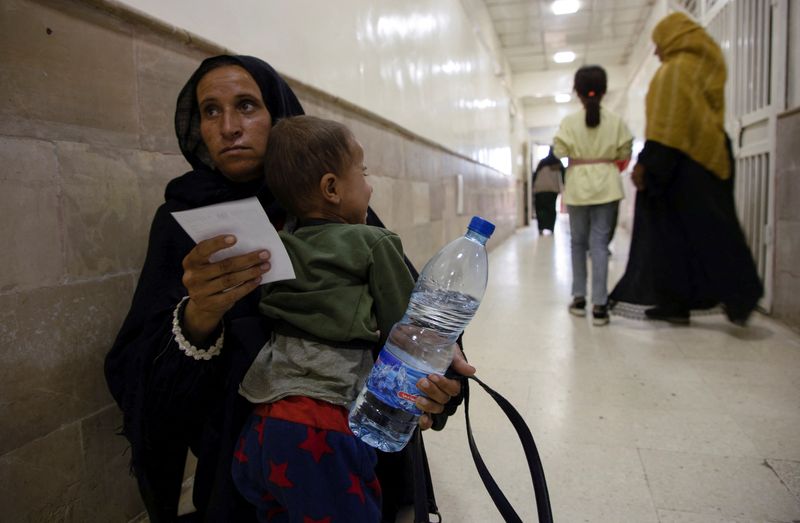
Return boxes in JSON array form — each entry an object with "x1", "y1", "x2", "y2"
[{"x1": 677, "y1": 0, "x2": 788, "y2": 311}]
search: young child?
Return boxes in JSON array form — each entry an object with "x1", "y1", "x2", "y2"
[{"x1": 232, "y1": 115, "x2": 415, "y2": 522}]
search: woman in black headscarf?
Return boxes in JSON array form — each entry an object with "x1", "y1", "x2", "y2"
[{"x1": 104, "y1": 55, "x2": 471, "y2": 523}]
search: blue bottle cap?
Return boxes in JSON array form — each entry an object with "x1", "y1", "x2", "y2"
[{"x1": 468, "y1": 216, "x2": 495, "y2": 238}]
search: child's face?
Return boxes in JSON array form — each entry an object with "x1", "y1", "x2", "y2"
[{"x1": 337, "y1": 139, "x2": 372, "y2": 224}]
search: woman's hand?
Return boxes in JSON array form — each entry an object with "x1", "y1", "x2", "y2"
[
  {"x1": 416, "y1": 345, "x2": 476, "y2": 430},
  {"x1": 631, "y1": 163, "x2": 646, "y2": 190},
  {"x1": 181, "y1": 235, "x2": 271, "y2": 343}
]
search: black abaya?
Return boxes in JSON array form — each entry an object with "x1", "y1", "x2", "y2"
[
  {"x1": 610, "y1": 140, "x2": 762, "y2": 322},
  {"x1": 534, "y1": 192, "x2": 558, "y2": 232}
]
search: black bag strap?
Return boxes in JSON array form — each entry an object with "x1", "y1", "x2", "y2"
[{"x1": 464, "y1": 375, "x2": 553, "y2": 523}]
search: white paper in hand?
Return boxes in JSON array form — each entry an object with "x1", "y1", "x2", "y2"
[{"x1": 171, "y1": 197, "x2": 295, "y2": 285}]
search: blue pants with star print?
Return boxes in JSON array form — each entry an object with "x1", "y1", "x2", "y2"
[{"x1": 232, "y1": 397, "x2": 381, "y2": 523}]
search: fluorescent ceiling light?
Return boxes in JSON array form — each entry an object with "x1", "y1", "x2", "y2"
[
  {"x1": 554, "y1": 93, "x2": 572, "y2": 103},
  {"x1": 552, "y1": 0, "x2": 580, "y2": 15},
  {"x1": 553, "y1": 51, "x2": 576, "y2": 63},
  {"x1": 458, "y1": 98, "x2": 498, "y2": 110}
]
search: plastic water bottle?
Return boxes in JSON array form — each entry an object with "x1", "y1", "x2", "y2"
[{"x1": 349, "y1": 216, "x2": 495, "y2": 452}]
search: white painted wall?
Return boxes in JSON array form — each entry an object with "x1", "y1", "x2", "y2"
[
  {"x1": 620, "y1": 0, "x2": 670, "y2": 138},
  {"x1": 788, "y1": 0, "x2": 800, "y2": 110},
  {"x1": 118, "y1": 0, "x2": 524, "y2": 177}
]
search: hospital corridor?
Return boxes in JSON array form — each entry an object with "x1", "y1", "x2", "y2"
[{"x1": 424, "y1": 220, "x2": 800, "y2": 521}]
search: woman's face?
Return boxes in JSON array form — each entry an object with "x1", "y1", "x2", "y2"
[{"x1": 197, "y1": 65, "x2": 272, "y2": 182}]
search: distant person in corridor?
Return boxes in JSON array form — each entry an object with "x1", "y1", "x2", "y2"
[
  {"x1": 609, "y1": 12, "x2": 762, "y2": 325},
  {"x1": 531, "y1": 148, "x2": 564, "y2": 235},
  {"x1": 553, "y1": 65, "x2": 633, "y2": 326}
]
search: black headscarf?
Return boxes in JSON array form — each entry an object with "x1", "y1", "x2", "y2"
[
  {"x1": 166, "y1": 55, "x2": 305, "y2": 208},
  {"x1": 535, "y1": 147, "x2": 564, "y2": 173}
]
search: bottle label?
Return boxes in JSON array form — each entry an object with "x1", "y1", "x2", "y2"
[{"x1": 365, "y1": 347, "x2": 428, "y2": 415}]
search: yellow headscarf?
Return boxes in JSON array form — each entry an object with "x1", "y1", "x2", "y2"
[{"x1": 646, "y1": 12, "x2": 730, "y2": 179}]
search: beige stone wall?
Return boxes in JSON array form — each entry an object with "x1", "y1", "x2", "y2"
[
  {"x1": 774, "y1": 109, "x2": 800, "y2": 332},
  {"x1": 0, "y1": 0, "x2": 517, "y2": 519}
]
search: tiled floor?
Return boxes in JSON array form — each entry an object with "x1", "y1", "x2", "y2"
[{"x1": 416, "y1": 219, "x2": 800, "y2": 522}]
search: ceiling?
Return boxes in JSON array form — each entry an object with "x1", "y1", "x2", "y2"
[{"x1": 483, "y1": 0, "x2": 657, "y2": 76}]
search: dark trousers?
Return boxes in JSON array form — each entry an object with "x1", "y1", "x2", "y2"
[{"x1": 534, "y1": 192, "x2": 558, "y2": 232}]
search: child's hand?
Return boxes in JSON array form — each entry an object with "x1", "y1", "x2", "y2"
[
  {"x1": 415, "y1": 346, "x2": 475, "y2": 430},
  {"x1": 450, "y1": 346, "x2": 476, "y2": 377},
  {"x1": 418, "y1": 413, "x2": 435, "y2": 430}
]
